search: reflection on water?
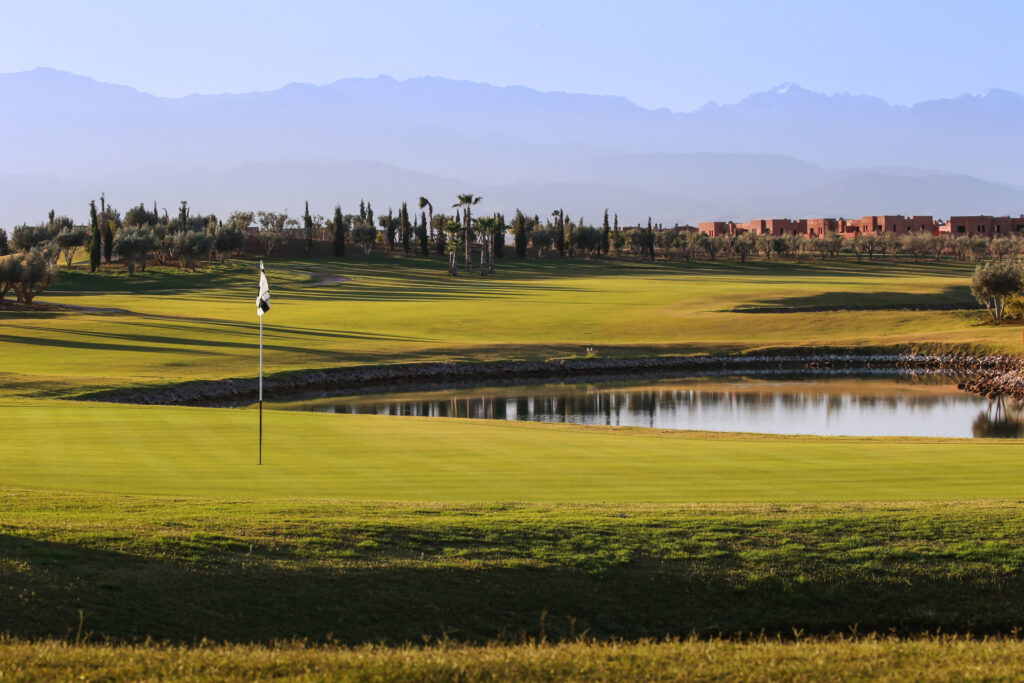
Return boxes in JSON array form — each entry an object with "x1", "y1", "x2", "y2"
[
  {"x1": 972, "y1": 397, "x2": 1024, "y2": 438},
  {"x1": 265, "y1": 375, "x2": 1024, "y2": 439}
]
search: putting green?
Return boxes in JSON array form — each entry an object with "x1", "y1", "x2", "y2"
[{"x1": 4, "y1": 399, "x2": 1023, "y2": 502}]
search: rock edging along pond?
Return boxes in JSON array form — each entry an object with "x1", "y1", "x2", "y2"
[{"x1": 74, "y1": 350, "x2": 1024, "y2": 407}]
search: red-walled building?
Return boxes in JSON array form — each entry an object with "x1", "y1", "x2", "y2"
[
  {"x1": 697, "y1": 221, "x2": 740, "y2": 236},
  {"x1": 696, "y1": 214, "x2": 1024, "y2": 238},
  {"x1": 943, "y1": 215, "x2": 1024, "y2": 236}
]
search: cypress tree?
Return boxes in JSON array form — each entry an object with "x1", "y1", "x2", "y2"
[
  {"x1": 303, "y1": 201, "x2": 313, "y2": 249},
  {"x1": 89, "y1": 200, "x2": 101, "y2": 272},
  {"x1": 513, "y1": 211, "x2": 527, "y2": 258},
  {"x1": 366, "y1": 203, "x2": 374, "y2": 228},
  {"x1": 386, "y1": 208, "x2": 395, "y2": 250},
  {"x1": 601, "y1": 209, "x2": 610, "y2": 255},
  {"x1": 419, "y1": 211, "x2": 429, "y2": 257},
  {"x1": 332, "y1": 205, "x2": 346, "y2": 257},
  {"x1": 614, "y1": 213, "x2": 619, "y2": 233},
  {"x1": 103, "y1": 214, "x2": 114, "y2": 264},
  {"x1": 494, "y1": 212, "x2": 505, "y2": 258},
  {"x1": 556, "y1": 209, "x2": 565, "y2": 258},
  {"x1": 359, "y1": 200, "x2": 366, "y2": 222},
  {"x1": 400, "y1": 202, "x2": 410, "y2": 254},
  {"x1": 567, "y1": 216, "x2": 575, "y2": 257},
  {"x1": 647, "y1": 217, "x2": 655, "y2": 260}
]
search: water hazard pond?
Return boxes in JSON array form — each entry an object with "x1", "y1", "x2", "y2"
[{"x1": 262, "y1": 373, "x2": 1024, "y2": 439}]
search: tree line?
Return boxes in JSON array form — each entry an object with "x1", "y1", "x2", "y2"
[{"x1": 3, "y1": 193, "x2": 1023, "y2": 287}]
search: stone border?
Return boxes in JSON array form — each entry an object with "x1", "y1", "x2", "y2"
[{"x1": 75, "y1": 350, "x2": 1024, "y2": 407}]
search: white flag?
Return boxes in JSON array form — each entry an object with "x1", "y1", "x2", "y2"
[{"x1": 257, "y1": 261, "x2": 270, "y2": 316}]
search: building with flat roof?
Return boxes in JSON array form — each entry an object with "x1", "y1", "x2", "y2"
[
  {"x1": 696, "y1": 214, "x2": 1022, "y2": 238},
  {"x1": 944, "y1": 215, "x2": 1024, "y2": 236}
]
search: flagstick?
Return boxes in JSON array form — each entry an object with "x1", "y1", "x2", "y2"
[{"x1": 259, "y1": 309, "x2": 263, "y2": 466}]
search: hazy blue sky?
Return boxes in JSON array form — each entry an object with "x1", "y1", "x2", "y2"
[{"x1": 2, "y1": 0, "x2": 1022, "y2": 111}]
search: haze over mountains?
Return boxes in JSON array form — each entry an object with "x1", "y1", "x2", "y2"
[{"x1": 1, "y1": 67, "x2": 1022, "y2": 226}]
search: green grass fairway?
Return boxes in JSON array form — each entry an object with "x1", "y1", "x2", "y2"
[
  {"x1": 2, "y1": 257, "x2": 1022, "y2": 504},
  {"x1": 0, "y1": 257, "x2": 1011, "y2": 398},
  {"x1": 4, "y1": 401, "x2": 1024, "y2": 501},
  {"x1": 5, "y1": 255, "x2": 1024, "y2": 661}
]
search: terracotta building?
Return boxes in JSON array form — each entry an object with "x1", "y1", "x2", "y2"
[
  {"x1": 943, "y1": 215, "x2": 1024, "y2": 236},
  {"x1": 849, "y1": 215, "x2": 936, "y2": 236},
  {"x1": 697, "y1": 221, "x2": 741, "y2": 236},
  {"x1": 697, "y1": 214, "x2": 1023, "y2": 238}
]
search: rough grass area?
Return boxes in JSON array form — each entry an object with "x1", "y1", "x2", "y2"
[
  {"x1": 3, "y1": 491, "x2": 1024, "y2": 644},
  {"x1": 5, "y1": 403, "x2": 1024, "y2": 501},
  {"x1": 3, "y1": 636, "x2": 1023, "y2": 681},
  {"x1": 0, "y1": 257, "x2": 1009, "y2": 399}
]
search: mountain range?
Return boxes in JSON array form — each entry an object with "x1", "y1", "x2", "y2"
[{"x1": 1, "y1": 68, "x2": 1022, "y2": 226}]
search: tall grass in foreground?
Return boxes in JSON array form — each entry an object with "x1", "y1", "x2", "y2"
[{"x1": 2, "y1": 636, "x2": 1023, "y2": 681}]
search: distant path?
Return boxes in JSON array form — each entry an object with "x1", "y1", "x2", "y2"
[{"x1": 295, "y1": 270, "x2": 352, "y2": 285}]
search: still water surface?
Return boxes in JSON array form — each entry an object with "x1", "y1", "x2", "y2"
[{"x1": 265, "y1": 374, "x2": 1023, "y2": 439}]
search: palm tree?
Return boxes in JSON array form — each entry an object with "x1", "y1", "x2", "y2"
[
  {"x1": 418, "y1": 197, "x2": 433, "y2": 241},
  {"x1": 476, "y1": 216, "x2": 501, "y2": 274},
  {"x1": 453, "y1": 194, "x2": 482, "y2": 274}
]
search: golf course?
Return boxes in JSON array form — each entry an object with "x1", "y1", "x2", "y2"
[{"x1": 4, "y1": 255, "x2": 1024, "y2": 678}]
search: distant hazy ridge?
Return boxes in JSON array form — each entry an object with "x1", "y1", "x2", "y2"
[{"x1": 1, "y1": 68, "x2": 1022, "y2": 225}]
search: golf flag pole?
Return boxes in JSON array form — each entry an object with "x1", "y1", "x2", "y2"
[{"x1": 257, "y1": 261, "x2": 271, "y2": 465}]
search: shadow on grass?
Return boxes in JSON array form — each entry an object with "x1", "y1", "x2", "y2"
[
  {"x1": 731, "y1": 285, "x2": 977, "y2": 313},
  {"x1": 3, "y1": 532, "x2": 1022, "y2": 644}
]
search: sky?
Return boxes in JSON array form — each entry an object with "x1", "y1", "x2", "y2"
[{"x1": 1, "y1": 0, "x2": 1022, "y2": 112}]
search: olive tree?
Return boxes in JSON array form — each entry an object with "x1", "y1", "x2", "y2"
[
  {"x1": 13, "y1": 249, "x2": 58, "y2": 304},
  {"x1": 55, "y1": 226, "x2": 90, "y2": 267},
  {"x1": 171, "y1": 230, "x2": 214, "y2": 272},
  {"x1": 10, "y1": 224, "x2": 55, "y2": 252},
  {"x1": 732, "y1": 232, "x2": 755, "y2": 262},
  {"x1": 255, "y1": 211, "x2": 294, "y2": 256},
  {"x1": 113, "y1": 226, "x2": 157, "y2": 275},
  {"x1": 0, "y1": 254, "x2": 22, "y2": 301},
  {"x1": 350, "y1": 221, "x2": 377, "y2": 256},
  {"x1": 213, "y1": 224, "x2": 246, "y2": 263},
  {"x1": 971, "y1": 260, "x2": 1024, "y2": 323},
  {"x1": 530, "y1": 227, "x2": 555, "y2": 258}
]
